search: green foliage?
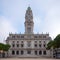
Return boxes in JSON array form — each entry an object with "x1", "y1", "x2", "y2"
[
  {"x1": 46, "y1": 40, "x2": 53, "y2": 49},
  {"x1": 0, "y1": 43, "x2": 5, "y2": 50},
  {"x1": 54, "y1": 34, "x2": 60, "y2": 48},
  {"x1": 0, "y1": 43, "x2": 10, "y2": 51},
  {"x1": 47, "y1": 34, "x2": 60, "y2": 50},
  {"x1": 3, "y1": 44, "x2": 11, "y2": 51}
]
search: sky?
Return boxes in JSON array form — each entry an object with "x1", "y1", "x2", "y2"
[{"x1": 0, "y1": 0, "x2": 60, "y2": 43}]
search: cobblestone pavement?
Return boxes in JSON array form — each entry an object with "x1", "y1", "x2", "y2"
[{"x1": 0, "y1": 58, "x2": 60, "y2": 60}]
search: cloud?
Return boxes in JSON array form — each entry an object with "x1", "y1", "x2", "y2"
[
  {"x1": 34, "y1": 16, "x2": 42, "y2": 33},
  {"x1": 31, "y1": 0, "x2": 60, "y2": 39},
  {"x1": 0, "y1": 16, "x2": 17, "y2": 43},
  {"x1": 43, "y1": 4, "x2": 60, "y2": 39}
]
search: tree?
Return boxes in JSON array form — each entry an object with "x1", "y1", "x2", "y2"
[
  {"x1": 0, "y1": 43, "x2": 5, "y2": 50},
  {"x1": 0, "y1": 43, "x2": 10, "y2": 57},
  {"x1": 46, "y1": 40, "x2": 53, "y2": 49},
  {"x1": 3, "y1": 44, "x2": 11, "y2": 51},
  {"x1": 0, "y1": 43, "x2": 10, "y2": 51},
  {"x1": 46, "y1": 34, "x2": 60, "y2": 58},
  {"x1": 54, "y1": 34, "x2": 60, "y2": 48},
  {"x1": 47, "y1": 34, "x2": 60, "y2": 49}
]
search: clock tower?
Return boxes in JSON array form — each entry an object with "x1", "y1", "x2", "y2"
[{"x1": 25, "y1": 7, "x2": 34, "y2": 34}]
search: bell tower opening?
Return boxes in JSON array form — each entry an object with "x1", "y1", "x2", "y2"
[{"x1": 24, "y1": 7, "x2": 34, "y2": 34}]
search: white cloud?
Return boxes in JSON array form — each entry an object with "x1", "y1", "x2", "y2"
[
  {"x1": 43, "y1": 5, "x2": 60, "y2": 39},
  {"x1": 0, "y1": 16, "x2": 17, "y2": 43},
  {"x1": 31, "y1": 0, "x2": 60, "y2": 39},
  {"x1": 34, "y1": 16, "x2": 42, "y2": 33}
]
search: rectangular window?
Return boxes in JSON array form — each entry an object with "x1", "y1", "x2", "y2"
[
  {"x1": 17, "y1": 44, "x2": 19, "y2": 47},
  {"x1": 21, "y1": 44, "x2": 24, "y2": 47},
  {"x1": 16, "y1": 51, "x2": 19, "y2": 55},
  {"x1": 35, "y1": 41, "x2": 37, "y2": 43},
  {"x1": 12, "y1": 44, "x2": 15, "y2": 47},
  {"x1": 35, "y1": 51, "x2": 37, "y2": 55},
  {"x1": 12, "y1": 36, "x2": 15, "y2": 39},
  {"x1": 39, "y1": 41, "x2": 41, "y2": 43},
  {"x1": 21, "y1": 41, "x2": 23, "y2": 43},
  {"x1": 43, "y1": 51, "x2": 46, "y2": 55},
  {"x1": 12, "y1": 41, "x2": 15, "y2": 43},
  {"x1": 43, "y1": 44, "x2": 46, "y2": 47},
  {"x1": 17, "y1": 36, "x2": 20, "y2": 38},
  {"x1": 39, "y1": 44, "x2": 41, "y2": 47},
  {"x1": 27, "y1": 50, "x2": 31, "y2": 54},
  {"x1": 21, "y1": 36, "x2": 24, "y2": 38},
  {"x1": 44, "y1": 41, "x2": 45, "y2": 43},
  {"x1": 17, "y1": 41, "x2": 19, "y2": 43},
  {"x1": 39, "y1": 36, "x2": 42, "y2": 38},
  {"x1": 34, "y1": 36, "x2": 37, "y2": 38},
  {"x1": 12, "y1": 50, "x2": 15, "y2": 55},
  {"x1": 34, "y1": 44, "x2": 37, "y2": 47},
  {"x1": 21, "y1": 51, "x2": 24, "y2": 55},
  {"x1": 39, "y1": 51, "x2": 42, "y2": 55},
  {"x1": 43, "y1": 36, "x2": 46, "y2": 38}
]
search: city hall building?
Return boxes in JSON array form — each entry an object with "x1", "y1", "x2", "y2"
[{"x1": 6, "y1": 7, "x2": 52, "y2": 57}]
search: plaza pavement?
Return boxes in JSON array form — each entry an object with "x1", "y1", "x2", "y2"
[{"x1": 0, "y1": 58, "x2": 60, "y2": 60}]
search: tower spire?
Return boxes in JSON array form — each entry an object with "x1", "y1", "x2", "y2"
[
  {"x1": 24, "y1": 7, "x2": 34, "y2": 34},
  {"x1": 25, "y1": 6, "x2": 33, "y2": 21}
]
